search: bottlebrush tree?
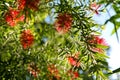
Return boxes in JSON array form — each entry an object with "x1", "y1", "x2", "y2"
[{"x1": 0, "y1": 0, "x2": 119, "y2": 80}]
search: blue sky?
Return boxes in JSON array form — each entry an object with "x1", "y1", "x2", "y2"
[
  {"x1": 92, "y1": 4, "x2": 120, "y2": 70},
  {"x1": 103, "y1": 21, "x2": 120, "y2": 79},
  {"x1": 92, "y1": 5, "x2": 120, "y2": 79}
]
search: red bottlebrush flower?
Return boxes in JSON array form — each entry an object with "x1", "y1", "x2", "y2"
[
  {"x1": 67, "y1": 70, "x2": 79, "y2": 79},
  {"x1": 89, "y1": 35, "x2": 108, "y2": 53},
  {"x1": 55, "y1": 13, "x2": 72, "y2": 34},
  {"x1": 95, "y1": 36, "x2": 108, "y2": 46},
  {"x1": 20, "y1": 29, "x2": 34, "y2": 49},
  {"x1": 90, "y1": 36, "x2": 108, "y2": 46},
  {"x1": 67, "y1": 52, "x2": 80, "y2": 67},
  {"x1": 68, "y1": 57, "x2": 80, "y2": 67},
  {"x1": 68, "y1": 57, "x2": 77, "y2": 66},
  {"x1": 31, "y1": 70, "x2": 37, "y2": 78},
  {"x1": 47, "y1": 64, "x2": 60, "y2": 80},
  {"x1": 17, "y1": 0, "x2": 26, "y2": 10},
  {"x1": 18, "y1": 0, "x2": 40, "y2": 10},
  {"x1": 48, "y1": 64, "x2": 59, "y2": 75},
  {"x1": 27, "y1": 62, "x2": 40, "y2": 78},
  {"x1": 73, "y1": 71, "x2": 79, "y2": 78},
  {"x1": 5, "y1": 8, "x2": 24, "y2": 27},
  {"x1": 5, "y1": 15, "x2": 16, "y2": 26},
  {"x1": 27, "y1": 0, "x2": 40, "y2": 10},
  {"x1": 89, "y1": 47, "x2": 103, "y2": 53},
  {"x1": 90, "y1": 2, "x2": 101, "y2": 14}
]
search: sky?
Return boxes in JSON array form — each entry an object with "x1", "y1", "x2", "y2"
[
  {"x1": 93, "y1": 4, "x2": 120, "y2": 70},
  {"x1": 103, "y1": 22, "x2": 120, "y2": 79},
  {"x1": 92, "y1": 5, "x2": 120, "y2": 79}
]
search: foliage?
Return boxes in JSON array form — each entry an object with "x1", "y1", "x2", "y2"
[{"x1": 0, "y1": 0, "x2": 119, "y2": 80}]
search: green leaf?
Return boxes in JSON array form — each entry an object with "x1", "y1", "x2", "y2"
[
  {"x1": 111, "y1": 22, "x2": 119, "y2": 42},
  {"x1": 98, "y1": 71, "x2": 108, "y2": 80},
  {"x1": 113, "y1": 4, "x2": 120, "y2": 13},
  {"x1": 113, "y1": 68, "x2": 120, "y2": 73},
  {"x1": 97, "y1": 44, "x2": 109, "y2": 49},
  {"x1": 1, "y1": 52, "x2": 11, "y2": 62},
  {"x1": 109, "y1": 68, "x2": 120, "y2": 74}
]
